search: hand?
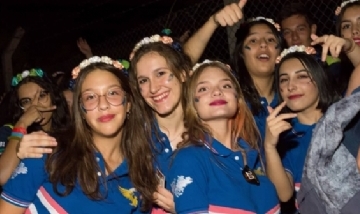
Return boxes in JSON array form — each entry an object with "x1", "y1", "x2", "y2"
[
  {"x1": 16, "y1": 131, "x2": 57, "y2": 159},
  {"x1": 213, "y1": 0, "x2": 247, "y2": 27},
  {"x1": 77, "y1": 37, "x2": 93, "y2": 57},
  {"x1": 153, "y1": 186, "x2": 175, "y2": 213},
  {"x1": 311, "y1": 34, "x2": 353, "y2": 61},
  {"x1": 265, "y1": 102, "x2": 297, "y2": 148},
  {"x1": 18, "y1": 104, "x2": 56, "y2": 128}
]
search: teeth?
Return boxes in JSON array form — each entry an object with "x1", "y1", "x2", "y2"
[
  {"x1": 258, "y1": 54, "x2": 269, "y2": 59},
  {"x1": 153, "y1": 92, "x2": 168, "y2": 101}
]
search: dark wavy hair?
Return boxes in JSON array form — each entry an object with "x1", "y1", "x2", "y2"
[
  {"x1": 232, "y1": 19, "x2": 283, "y2": 116},
  {"x1": 47, "y1": 63, "x2": 158, "y2": 212},
  {"x1": 275, "y1": 52, "x2": 340, "y2": 113},
  {"x1": 8, "y1": 75, "x2": 70, "y2": 133}
]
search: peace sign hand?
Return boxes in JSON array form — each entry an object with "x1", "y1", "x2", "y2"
[
  {"x1": 311, "y1": 34, "x2": 353, "y2": 61},
  {"x1": 213, "y1": 0, "x2": 247, "y2": 27},
  {"x1": 265, "y1": 101, "x2": 297, "y2": 148}
]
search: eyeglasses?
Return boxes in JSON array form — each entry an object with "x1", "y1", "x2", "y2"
[
  {"x1": 19, "y1": 90, "x2": 50, "y2": 109},
  {"x1": 80, "y1": 87, "x2": 126, "y2": 111},
  {"x1": 279, "y1": 74, "x2": 312, "y2": 89}
]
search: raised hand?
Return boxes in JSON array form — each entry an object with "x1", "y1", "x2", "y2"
[
  {"x1": 16, "y1": 131, "x2": 57, "y2": 159},
  {"x1": 77, "y1": 37, "x2": 93, "y2": 58},
  {"x1": 213, "y1": 0, "x2": 247, "y2": 27},
  {"x1": 265, "y1": 101, "x2": 297, "y2": 148},
  {"x1": 311, "y1": 34, "x2": 353, "y2": 61}
]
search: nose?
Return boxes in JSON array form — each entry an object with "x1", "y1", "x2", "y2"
[
  {"x1": 259, "y1": 38, "x2": 268, "y2": 49},
  {"x1": 352, "y1": 26, "x2": 359, "y2": 37},
  {"x1": 149, "y1": 80, "x2": 160, "y2": 94},
  {"x1": 211, "y1": 86, "x2": 223, "y2": 97},
  {"x1": 291, "y1": 31, "x2": 299, "y2": 43},
  {"x1": 98, "y1": 95, "x2": 110, "y2": 111},
  {"x1": 287, "y1": 79, "x2": 297, "y2": 92}
]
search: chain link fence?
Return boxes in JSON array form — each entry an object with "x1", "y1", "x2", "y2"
[{"x1": 59, "y1": 0, "x2": 341, "y2": 72}]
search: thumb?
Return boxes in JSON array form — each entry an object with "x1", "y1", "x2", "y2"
[{"x1": 238, "y1": 0, "x2": 247, "y2": 9}]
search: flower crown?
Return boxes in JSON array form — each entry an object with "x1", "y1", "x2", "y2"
[
  {"x1": 335, "y1": 0, "x2": 360, "y2": 15},
  {"x1": 276, "y1": 45, "x2": 316, "y2": 63},
  {"x1": 246, "y1": 17, "x2": 281, "y2": 31},
  {"x1": 12, "y1": 68, "x2": 44, "y2": 87},
  {"x1": 192, "y1": 59, "x2": 221, "y2": 72},
  {"x1": 129, "y1": 34, "x2": 182, "y2": 60},
  {"x1": 70, "y1": 56, "x2": 129, "y2": 90}
]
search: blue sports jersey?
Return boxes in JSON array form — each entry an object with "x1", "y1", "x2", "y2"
[
  {"x1": 280, "y1": 118, "x2": 316, "y2": 197},
  {"x1": 168, "y1": 137, "x2": 280, "y2": 214},
  {"x1": 1, "y1": 152, "x2": 145, "y2": 214},
  {"x1": 0, "y1": 124, "x2": 12, "y2": 156}
]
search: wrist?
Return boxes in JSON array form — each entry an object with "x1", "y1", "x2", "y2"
[
  {"x1": 209, "y1": 14, "x2": 220, "y2": 27},
  {"x1": 15, "y1": 121, "x2": 28, "y2": 129}
]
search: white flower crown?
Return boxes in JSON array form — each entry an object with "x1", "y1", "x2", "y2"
[
  {"x1": 129, "y1": 34, "x2": 174, "y2": 60},
  {"x1": 341, "y1": 0, "x2": 360, "y2": 8},
  {"x1": 276, "y1": 45, "x2": 316, "y2": 63},
  {"x1": 247, "y1": 17, "x2": 281, "y2": 31},
  {"x1": 72, "y1": 56, "x2": 124, "y2": 79},
  {"x1": 192, "y1": 59, "x2": 218, "y2": 72}
]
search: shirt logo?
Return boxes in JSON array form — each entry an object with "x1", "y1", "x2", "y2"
[
  {"x1": 118, "y1": 186, "x2": 138, "y2": 207},
  {"x1": 171, "y1": 176, "x2": 193, "y2": 197},
  {"x1": 11, "y1": 162, "x2": 28, "y2": 179}
]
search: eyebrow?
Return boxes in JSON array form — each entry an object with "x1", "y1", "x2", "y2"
[
  {"x1": 197, "y1": 78, "x2": 232, "y2": 85},
  {"x1": 82, "y1": 84, "x2": 121, "y2": 93},
  {"x1": 137, "y1": 67, "x2": 169, "y2": 79},
  {"x1": 279, "y1": 69, "x2": 308, "y2": 77}
]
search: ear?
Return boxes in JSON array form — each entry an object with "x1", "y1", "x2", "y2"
[
  {"x1": 311, "y1": 24, "x2": 317, "y2": 35},
  {"x1": 126, "y1": 100, "x2": 131, "y2": 113}
]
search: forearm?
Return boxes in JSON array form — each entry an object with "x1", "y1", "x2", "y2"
[
  {"x1": 0, "y1": 139, "x2": 21, "y2": 186},
  {"x1": 184, "y1": 15, "x2": 218, "y2": 65},
  {"x1": 265, "y1": 146, "x2": 294, "y2": 202}
]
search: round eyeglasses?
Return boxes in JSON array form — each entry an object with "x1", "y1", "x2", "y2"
[
  {"x1": 19, "y1": 90, "x2": 50, "y2": 110},
  {"x1": 80, "y1": 87, "x2": 126, "y2": 111}
]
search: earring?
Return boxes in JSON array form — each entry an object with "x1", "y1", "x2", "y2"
[{"x1": 126, "y1": 112, "x2": 130, "y2": 119}]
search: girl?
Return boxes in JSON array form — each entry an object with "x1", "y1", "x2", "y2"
[
  {"x1": 130, "y1": 34, "x2": 192, "y2": 213},
  {"x1": 0, "y1": 68, "x2": 70, "y2": 185},
  {"x1": 264, "y1": 46, "x2": 339, "y2": 206},
  {"x1": 0, "y1": 56, "x2": 157, "y2": 213},
  {"x1": 168, "y1": 60, "x2": 280, "y2": 214}
]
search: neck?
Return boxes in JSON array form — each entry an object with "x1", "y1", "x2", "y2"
[
  {"x1": 251, "y1": 74, "x2": 274, "y2": 103},
  {"x1": 156, "y1": 105, "x2": 185, "y2": 147},
  {"x1": 297, "y1": 108, "x2": 323, "y2": 125},
  {"x1": 92, "y1": 131, "x2": 123, "y2": 161},
  {"x1": 207, "y1": 119, "x2": 232, "y2": 150}
]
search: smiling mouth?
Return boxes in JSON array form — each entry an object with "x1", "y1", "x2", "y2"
[
  {"x1": 257, "y1": 54, "x2": 270, "y2": 61},
  {"x1": 153, "y1": 92, "x2": 169, "y2": 102},
  {"x1": 288, "y1": 95, "x2": 303, "y2": 100}
]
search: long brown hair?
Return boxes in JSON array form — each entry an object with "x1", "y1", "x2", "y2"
[
  {"x1": 46, "y1": 63, "x2": 157, "y2": 211},
  {"x1": 179, "y1": 62, "x2": 260, "y2": 151},
  {"x1": 129, "y1": 42, "x2": 192, "y2": 149}
]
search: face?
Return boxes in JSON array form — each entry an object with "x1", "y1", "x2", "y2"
[
  {"x1": 194, "y1": 67, "x2": 238, "y2": 122},
  {"x1": 278, "y1": 58, "x2": 319, "y2": 112},
  {"x1": 136, "y1": 52, "x2": 183, "y2": 116},
  {"x1": 281, "y1": 15, "x2": 315, "y2": 47},
  {"x1": 80, "y1": 69, "x2": 130, "y2": 137},
  {"x1": 242, "y1": 24, "x2": 280, "y2": 77},
  {"x1": 341, "y1": 6, "x2": 360, "y2": 45},
  {"x1": 18, "y1": 82, "x2": 52, "y2": 126},
  {"x1": 63, "y1": 90, "x2": 73, "y2": 116}
]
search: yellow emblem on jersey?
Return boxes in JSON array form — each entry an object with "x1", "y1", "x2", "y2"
[
  {"x1": 253, "y1": 166, "x2": 266, "y2": 176},
  {"x1": 119, "y1": 186, "x2": 138, "y2": 207}
]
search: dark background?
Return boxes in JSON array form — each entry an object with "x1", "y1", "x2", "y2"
[{"x1": 0, "y1": 0, "x2": 341, "y2": 93}]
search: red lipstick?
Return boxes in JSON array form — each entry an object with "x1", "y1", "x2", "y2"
[{"x1": 97, "y1": 114, "x2": 115, "y2": 122}]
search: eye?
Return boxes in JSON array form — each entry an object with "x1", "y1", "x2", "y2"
[
  {"x1": 84, "y1": 93, "x2": 96, "y2": 101},
  {"x1": 20, "y1": 98, "x2": 31, "y2": 106},
  {"x1": 156, "y1": 71, "x2": 166, "y2": 77},
  {"x1": 138, "y1": 78, "x2": 148, "y2": 85},
  {"x1": 279, "y1": 78, "x2": 288, "y2": 83},
  {"x1": 223, "y1": 83, "x2": 233, "y2": 89},
  {"x1": 267, "y1": 37, "x2": 276, "y2": 43},
  {"x1": 108, "y1": 89, "x2": 122, "y2": 96},
  {"x1": 197, "y1": 87, "x2": 207, "y2": 93},
  {"x1": 39, "y1": 91, "x2": 48, "y2": 99},
  {"x1": 298, "y1": 27, "x2": 306, "y2": 31},
  {"x1": 342, "y1": 24, "x2": 351, "y2": 30},
  {"x1": 249, "y1": 39, "x2": 257, "y2": 43},
  {"x1": 298, "y1": 74, "x2": 310, "y2": 79},
  {"x1": 283, "y1": 30, "x2": 290, "y2": 36}
]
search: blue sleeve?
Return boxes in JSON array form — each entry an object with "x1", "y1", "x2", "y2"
[
  {"x1": 1, "y1": 157, "x2": 47, "y2": 207},
  {"x1": 351, "y1": 86, "x2": 360, "y2": 95},
  {"x1": 168, "y1": 148, "x2": 209, "y2": 214},
  {"x1": 0, "y1": 125, "x2": 12, "y2": 156}
]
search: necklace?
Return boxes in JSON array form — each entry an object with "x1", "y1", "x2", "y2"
[{"x1": 291, "y1": 128, "x2": 304, "y2": 138}]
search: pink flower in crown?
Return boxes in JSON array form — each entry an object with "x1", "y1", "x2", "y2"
[
  {"x1": 112, "y1": 60, "x2": 124, "y2": 70},
  {"x1": 72, "y1": 66, "x2": 81, "y2": 79},
  {"x1": 161, "y1": 36, "x2": 173, "y2": 44},
  {"x1": 274, "y1": 23, "x2": 281, "y2": 32},
  {"x1": 305, "y1": 47, "x2": 316, "y2": 55}
]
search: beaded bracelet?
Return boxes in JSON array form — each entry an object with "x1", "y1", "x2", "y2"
[{"x1": 7, "y1": 127, "x2": 27, "y2": 141}]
